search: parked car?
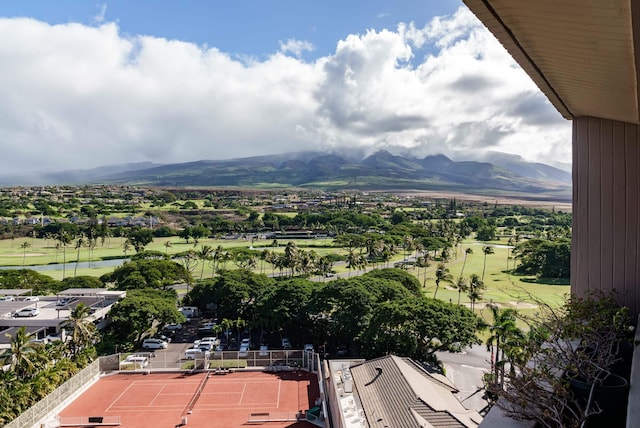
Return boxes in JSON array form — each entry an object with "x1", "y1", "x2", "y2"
[
  {"x1": 198, "y1": 342, "x2": 215, "y2": 352},
  {"x1": 184, "y1": 348, "x2": 210, "y2": 360},
  {"x1": 120, "y1": 355, "x2": 149, "y2": 368},
  {"x1": 239, "y1": 345, "x2": 250, "y2": 357},
  {"x1": 152, "y1": 334, "x2": 171, "y2": 343},
  {"x1": 240, "y1": 338, "x2": 251, "y2": 348},
  {"x1": 141, "y1": 338, "x2": 168, "y2": 350},
  {"x1": 56, "y1": 297, "x2": 74, "y2": 306},
  {"x1": 1, "y1": 296, "x2": 15, "y2": 302},
  {"x1": 163, "y1": 323, "x2": 182, "y2": 332},
  {"x1": 23, "y1": 296, "x2": 39, "y2": 302},
  {"x1": 214, "y1": 344, "x2": 225, "y2": 356},
  {"x1": 281, "y1": 338, "x2": 292, "y2": 349},
  {"x1": 259, "y1": 345, "x2": 269, "y2": 356},
  {"x1": 304, "y1": 343, "x2": 314, "y2": 352},
  {"x1": 14, "y1": 307, "x2": 39, "y2": 317},
  {"x1": 198, "y1": 322, "x2": 217, "y2": 335}
]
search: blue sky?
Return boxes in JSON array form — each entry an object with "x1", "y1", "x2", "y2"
[
  {"x1": 2, "y1": 1, "x2": 461, "y2": 59},
  {"x1": 0, "y1": 1, "x2": 571, "y2": 175}
]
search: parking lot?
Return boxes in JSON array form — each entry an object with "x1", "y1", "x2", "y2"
[{"x1": 122, "y1": 318, "x2": 313, "y2": 371}]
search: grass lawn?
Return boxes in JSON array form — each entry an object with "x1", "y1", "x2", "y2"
[{"x1": 0, "y1": 235, "x2": 570, "y2": 316}]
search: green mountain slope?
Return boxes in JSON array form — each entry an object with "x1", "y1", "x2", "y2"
[{"x1": 0, "y1": 151, "x2": 572, "y2": 201}]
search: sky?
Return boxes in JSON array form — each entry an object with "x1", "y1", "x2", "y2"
[{"x1": 0, "y1": 1, "x2": 572, "y2": 175}]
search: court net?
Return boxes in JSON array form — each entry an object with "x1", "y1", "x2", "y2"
[{"x1": 182, "y1": 372, "x2": 210, "y2": 416}]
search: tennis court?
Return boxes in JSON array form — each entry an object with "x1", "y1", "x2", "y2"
[{"x1": 57, "y1": 370, "x2": 320, "y2": 428}]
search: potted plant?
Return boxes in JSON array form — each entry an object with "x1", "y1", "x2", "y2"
[{"x1": 496, "y1": 291, "x2": 634, "y2": 428}]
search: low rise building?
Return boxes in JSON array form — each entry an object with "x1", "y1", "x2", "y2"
[{"x1": 325, "y1": 355, "x2": 483, "y2": 428}]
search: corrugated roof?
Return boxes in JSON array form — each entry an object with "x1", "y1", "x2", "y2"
[{"x1": 349, "y1": 355, "x2": 481, "y2": 428}]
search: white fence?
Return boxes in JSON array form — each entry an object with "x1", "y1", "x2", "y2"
[
  {"x1": 113, "y1": 349, "x2": 314, "y2": 372},
  {"x1": 4, "y1": 358, "x2": 100, "y2": 428}
]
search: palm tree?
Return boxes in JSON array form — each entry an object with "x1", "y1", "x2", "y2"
[
  {"x1": 221, "y1": 318, "x2": 235, "y2": 343},
  {"x1": 122, "y1": 239, "x2": 131, "y2": 258},
  {"x1": 455, "y1": 277, "x2": 469, "y2": 305},
  {"x1": 459, "y1": 248, "x2": 473, "y2": 280},
  {"x1": 59, "y1": 303, "x2": 98, "y2": 356},
  {"x1": 418, "y1": 252, "x2": 430, "y2": 288},
  {"x1": 506, "y1": 237, "x2": 514, "y2": 270},
  {"x1": 1, "y1": 327, "x2": 45, "y2": 380},
  {"x1": 73, "y1": 236, "x2": 86, "y2": 277},
  {"x1": 402, "y1": 235, "x2": 414, "y2": 262},
  {"x1": 196, "y1": 244, "x2": 214, "y2": 280},
  {"x1": 283, "y1": 241, "x2": 299, "y2": 276},
  {"x1": 87, "y1": 238, "x2": 97, "y2": 268},
  {"x1": 433, "y1": 263, "x2": 454, "y2": 299},
  {"x1": 19, "y1": 241, "x2": 31, "y2": 266},
  {"x1": 164, "y1": 240, "x2": 173, "y2": 254},
  {"x1": 345, "y1": 249, "x2": 357, "y2": 277},
  {"x1": 355, "y1": 253, "x2": 367, "y2": 274},
  {"x1": 316, "y1": 255, "x2": 335, "y2": 279},
  {"x1": 235, "y1": 318, "x2": 247, "y2": 343},
  {"x1": 482, "y1": 246, "x2": 495, "y2": 282},
  {"x1": 486, "y1": 304, "x2": 524, "y2": 388},
  {"x1": 468, "y1": 274, "x2": 484, "y2": 311},
  {"x1": 209, "y1": 245, "x2": 225, "y2": 277},
  {"x1": 57, "y1": 230, "x2": 72, "y2": 280}
]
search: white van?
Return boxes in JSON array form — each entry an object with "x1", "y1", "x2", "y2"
[
  {"x1": 142, "y1": 338, "x2": 168, "y2": 350},
  {"x1": 184, "y1": 348, "x2": 210, "y2": 360},
  {"x1": 120, "y1": 355, "x2": 149, "y2": 368},
  {"x1": 179, "y1": 306, "x2": 199, "y2": 318}
]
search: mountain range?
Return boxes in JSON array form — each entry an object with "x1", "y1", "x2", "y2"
[{"x1": 0, "y1": 151, "x2": 571, "y2": 200}]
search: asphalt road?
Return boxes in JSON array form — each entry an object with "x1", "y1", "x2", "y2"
[{"x1": 436, "y1": 344, "x2": 493, "y2": 414}]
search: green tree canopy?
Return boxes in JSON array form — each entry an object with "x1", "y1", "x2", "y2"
[
  {"x1": 100, "y1": 259, "x2": 191, "y2": 290},
  {"x1": 255, "y1": 278, "x2": 314, "y2": 335},
  {"x1": 108, "y1": 289, "x2": 185, "y2": 343},
  {"x1": 309, "y1": 278, "x2": 378, "y2": 347},
  {"x1": 183, "y1": 270, "x2": 274, "y2": 321},
  {"x1": 362, "y1": 268, "x2": 422, "y2": 295},
  {"x1": 513, "y1": 237, "x2": 571, "y2": 279},
  {"x1": 60, "y1": 275, "x2": 104, "y2": 289},
  {"x1": 0, "y1": 269, "x2": 62, "y2": 294},
  {"x1": 126, "y1": 227, "x2": 154, "y2": 252},
  {"x1": 360, "y1": 296, "x2": 483, "y2": 362}
]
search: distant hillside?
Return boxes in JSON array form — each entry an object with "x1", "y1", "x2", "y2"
[{"x1": 0, "y1": 151, "x2": 572, "y2": 201}]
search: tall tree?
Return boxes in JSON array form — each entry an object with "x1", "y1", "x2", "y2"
[
  {"x1": 1, "y1": 327, "x2": 45, "y2": 380},
  {"x1": 19, "y1": 241, "x2": 31, "y2": 266},
  {"x1": 73, "y1": 236, "x2": 86, "y2": 277},
  {"x1": 482, "y1": 245, "x2": 495, "y2": 282},
  {"x1": 433, "y1": 263, "x2": 453, "y2": 299},
  {"x1": 455, "y1": 277, "x2": 469, "y2": 305},
  {"x1": 57, "y1": 230, "x2": 72, "y2": 280},
  {"x1": 109, "y1": 289, "x2": 185, "y2": 343},
  {"x1": 196, "y1": 245, "x2": 214, "y2": 280},
  {"x1": 468, "y1": 274, "x2": 484, "y2": 311},
  {"x1": 485, "y1": 304, "x2": 524, "y2": 388},
  {"x1": 360, "y1": 296, "x2": 483, "y2": 362},
  {"x1": 127, "y1": 227, "x2": 154, "y2": 253},
  {"x1": 459, "y1": 248, "x2": 473, "y2": 280},
  {"x1": 59, "y1": 303, "x2": 98, "y2": 356}
]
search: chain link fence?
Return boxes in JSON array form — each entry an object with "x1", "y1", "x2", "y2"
[
  {"x1": 4, "y1": 349, "x2": 319, "y2": 427},
  {"x1": 5, "y1": 358, "x2": 100, "y2": 428}
]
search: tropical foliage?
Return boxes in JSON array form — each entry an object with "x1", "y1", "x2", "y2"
[{"x1": 0, "y1": 326, "x2": 97, "y2": 425}]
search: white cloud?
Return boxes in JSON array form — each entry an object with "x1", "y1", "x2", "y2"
[
  {"x1": 92, "y1": 4, "x2": 107, "y2": 24},
  {"x1": 278, "y1": 39, "x2": 314, "y2": 58},
  {"x1": 0, "y1": 7, "x2": 571, "y2": 175}
]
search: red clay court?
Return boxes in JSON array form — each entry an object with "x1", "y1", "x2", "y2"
[{"x1": 58, "y1": 370, "x2": 320, "y2": 428}]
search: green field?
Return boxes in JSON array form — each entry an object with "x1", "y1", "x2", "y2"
[{"x1": 0, "y1": 234, "x2": 570, "y2": 314}]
